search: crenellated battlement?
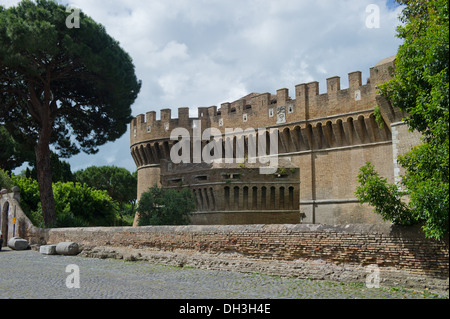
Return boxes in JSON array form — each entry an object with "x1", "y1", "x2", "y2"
[{"x1": 131, "y1": 56, "x2": 395, "y2": 149}]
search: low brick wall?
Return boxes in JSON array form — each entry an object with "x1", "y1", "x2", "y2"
[
  {"x1": 29, "y1": 223, "x2": 448, "y2": 282},
  {"x1": 24, "y1": 223, "x2": 449, "y2": 294}
]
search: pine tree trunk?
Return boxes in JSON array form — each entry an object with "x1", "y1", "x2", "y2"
[{"x1": 35, "y1": 124, "x2": 56, "y2": 227}]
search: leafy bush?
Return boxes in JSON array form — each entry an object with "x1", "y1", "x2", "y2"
[
  {"x1": 357, "y1": 159, "x2": 449, "y2": 240},
  {"x1": 137, "y1": 186, "x2": 196, "y2": 226},
  {"x1": 52, "y1": 181, "x2": 119, "y2": 227},
  {"x1": 356, "y1": 162, "x2": 417, "y2": 226},
  {"x1": 10, "y1": 175, "x2": 41, "y2": 215},
  {"x1": 8, "y1": 175, "x2": 124, "y2": 228},
  {"x1": 397, "y1": 143, "x2": 449, "y2": 239}
]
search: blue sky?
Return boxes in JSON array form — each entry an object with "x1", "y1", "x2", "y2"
[
  {"x1": 386, "y1": 0, "x2": 401, "y2": 9},
  {"x1": 2, "y1": 0, "x2": 404, "y2": 174}
]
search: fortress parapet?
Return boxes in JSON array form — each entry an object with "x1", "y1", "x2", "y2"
[{"x1": 131, "y1": 56, "x2": 395, "y2": 147}]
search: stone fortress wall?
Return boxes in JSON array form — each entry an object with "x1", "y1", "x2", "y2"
[{"x1": 130, "y1": 56, "x2": 421, "y2": 226}]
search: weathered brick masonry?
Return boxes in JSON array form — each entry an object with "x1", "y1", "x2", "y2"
[{"x1": 30, "y1": 223, "x2": 448, "y2": 282}]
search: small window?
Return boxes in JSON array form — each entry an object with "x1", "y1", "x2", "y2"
[
  {"x1": 230, "y1": 107, "x2": 236, "y2": 113},
  {"x1": 133, "y1": 128, "x2": 137, "y2": 137},
  {"x1": 268, "y1": 108, "x2": 274, "y2": 118},
  {"x1": 147, "y1": 125, "x2": 151, "y2": 133},
  {"x1": 243, "y1": 114, "x2": 248, "y2": 122},
  {"x1": 219, "y1": 118, "x2": 224, "y2": 127},
  {"x1": 168, "y1": 178, "x2": 183, "y2": 185},
  {"x1": 196, "y1": 175, "x2": 208, "y2": 181},
  {"x1": 288, "y1": 105, "x2": 294, "y2": 114}
]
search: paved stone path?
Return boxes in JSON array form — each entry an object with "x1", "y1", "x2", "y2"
[{"x1": 0, "y1": 249, "x2": 445, "y2": 299}]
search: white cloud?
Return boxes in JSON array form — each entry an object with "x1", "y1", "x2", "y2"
[
  {"x1": 158, "y1": 72, "x2": 190, "y2": 100},
  {"x1": 147, "y1": 41, "x2": 190, "y2": 68},
  {"x1": 0, "y1": 0, "x2": 20, "y2": 7}
]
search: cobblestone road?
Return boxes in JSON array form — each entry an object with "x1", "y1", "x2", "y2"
[{"x1": 0, "y1": 248, "x2": 445, "y2": 300}]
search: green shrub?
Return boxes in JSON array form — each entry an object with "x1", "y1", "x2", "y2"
[
  {"x1": 8, "y1": 175, "x2": 124, "y2": 228},
  {"x1": 356, "y1": 162, "x2": 417, "y2": 226},
  {"x1": 10, "y1": 175, "x2": 41, "y2": 216},
  {"x1": 137, "y1": 186, "x2": 196, "y2": 226},
  {"x1": 52, "y1": 181, "x2": 119, "y2": 227}
]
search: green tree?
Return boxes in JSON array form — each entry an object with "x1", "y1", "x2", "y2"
[
  {"x1": 358, "y1": 0, "x2": 449, "y2": 240},
  {"x1": 137, "y1": 186, "x2": 196, "y2": 226},
  {"x1": 381, "y1": 0, "x2": 449, "y2": 148},
  {"x1": 0, "y1": 0, "x2": 141, "y2": 226},
  {"x1": 74, "y1": 165, "x2": 137, "y2": 223},
  {"x1": 0, "y1": 125, "x2": 34, "y2": 171},
  {"x1": 74, "y1": 166, "x2": 136, "y2": 206}
]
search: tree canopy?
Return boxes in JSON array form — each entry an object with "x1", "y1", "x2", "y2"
[
  {"x1": 380, "y1": 0, "x2": 449, "y2": 147},
  {"x1": 0, "y1": 0, "x2": 141, "y2": 226},
  {"x1": 0, "y1": 125, "x2": 34, "y2": 171},
  {"x1": 74, "y1": 165, "x2": 137, "y2": 206}
]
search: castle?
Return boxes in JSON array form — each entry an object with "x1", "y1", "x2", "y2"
[{"x1": 130, "y1": 56, "x2": 421, "y2": 226}]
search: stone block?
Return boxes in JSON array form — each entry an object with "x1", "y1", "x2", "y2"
[
  {"x1": 56, "y1": 242, "x2": 79, "y2": 255},
  {"x1": 40, "y1": 244, "x2": 57, "y2": 255},
  {"x1": 7, "y1": 237, "x2": 29, "y2": 250}
]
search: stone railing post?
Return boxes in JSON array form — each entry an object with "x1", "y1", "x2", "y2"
[{"x1": 12, "y1": 186, "x2": 20, "y2": 202}]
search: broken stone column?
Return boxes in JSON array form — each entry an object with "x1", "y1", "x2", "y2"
[
  {"x1": 56, "y1": 242, "x2": 79, "y2": 255},
  {"x1": 7, "y1": 237, "x2": 29, "y2": 250},
  {"x1": 40, "y1": 244, "x2": 57, "y2": 255}
]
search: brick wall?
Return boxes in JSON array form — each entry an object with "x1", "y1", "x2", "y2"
[{"x1": 32, "y1": 223, "x2": 448, "y2": 281}]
